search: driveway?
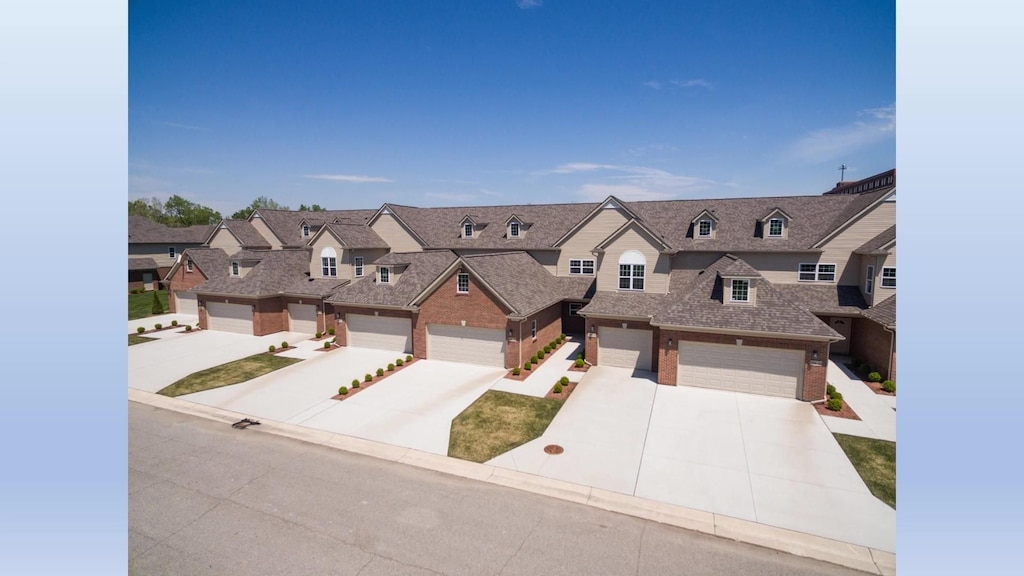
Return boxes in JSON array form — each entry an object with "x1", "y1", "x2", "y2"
[
  {"x1": 298, "y1": 359, "x2": 506, "y2": 455},
  {"x1": 489, "y1": 366, "x2": 896, "y2": 552},
  {"x1": 128, "y1": 330, "x2": 311, "y2": 393}
]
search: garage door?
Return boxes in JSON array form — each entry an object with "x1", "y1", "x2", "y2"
[
  {"x1": 678, "y1": 342, "x2": 803, "y2": 398},
  {"x1": 175, "y1": 291, "x2": 197, "y2": 316},
  {"x1": 427, "y1": 324, "x2": 505, "y2": 367},
  {"x1": 206, "y1": 302, "x2": 254, "y2": 334},
  {"x1": 598, "y1": 327, "x2": 653, "y2": 371},
  {"x1": 288, "y1": 303, "x2": 318, "y2": 334},
  {"x1": 346, "y1": 314, "x2": 412, "y2": 353}
]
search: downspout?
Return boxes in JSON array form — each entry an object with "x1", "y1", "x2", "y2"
[
  {"x1": 518, "y1": 319, "x2": 524, "y2": 367},
  {"x1": 883, "y1": 325, "x2": 895, "y2": 380}
]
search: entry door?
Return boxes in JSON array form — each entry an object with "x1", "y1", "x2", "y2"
[
  {"x1": 142, "y1": 272, "x2": 154, "y2": 291},
  {"x1": 829, "y1": 317, "x2": 852, "y2": 355}
]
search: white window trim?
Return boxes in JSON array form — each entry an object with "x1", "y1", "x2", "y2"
[
  {"x1": 354, "y1": 256, "x2": 364, "y2": 278},
  {"x1": 618, "y1": 264, "x2": 646, "y2": 291},
  {"x1": 168, "y1": 246, "x2": 176, "y2": 258},
  {"x1": 569, "y1": 258, "x2": 595, "y2": 276},
  {"x1": 231, "y1": 262, "x2": 239, "y2": 276},
  {"x1": 379, "y1": 266, "x2": 391, "y2": 284},
  {"x1": 321, "y1": 256, "x2": 337, "y2": 277},
  {"x1": 865, "y1": 265, "x2": 875, "y2": 294},
  {"x1": 767, "y1": 218, "x2": 784, "y2": 237},
  {"x1": 798, "y1": 263, "x2": 837, "y2": 282},
  {"x1": 186, "y1": 258, "x2": 193, "y2": 272},
  {"x1": 463, "y1": 223, "x2": 473, "y2": 238},
  {"x1": 302, "y1": 224, "x2": 310, "y2": 237},
  {"x1": 697, "y1": 219, "x2": 712, "y2": 237},
  {"x1": 457, "y1": 273, "x2": 470, "y2": 294},
  {"x1": 509, "y1": 221, "x2": 520, "y2": 238},
  {"x1": 881, "y1": 267, "x2": 896, "y2": 288},
  {"x1": 531, "y1": 319, "x2": 537, "y2": 339},
  {"x1": 730, "y1": 279, "x2": 750, "y2": 303}
]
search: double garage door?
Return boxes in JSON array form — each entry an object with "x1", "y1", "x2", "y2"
[
  {"x1": 206, "y1": 302, "x2": 253, "y2": 334},
  {"x1": 678, "y1": 342, "x2": 803, "y2": 399},
  {"x1": 346, "y1": 314, "x2": 412, "y2": 353},
  {"x1": 427, "y1": 324, "x2": 505, "y2": 367}
]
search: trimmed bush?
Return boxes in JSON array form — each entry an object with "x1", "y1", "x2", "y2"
[
  {"x1": 537, "y1": 350, "x2": 545, "y2": 359},
  {"x1": 338, "y1": 386, "x2": 348, "y2": 395},
  {"x1": 185, "y1": 325, "x2": 192, "y2": 332},
  {"x1": 858, "y1": 362, "x2": 870, "y2": 374},
  {"x1": 352, "y1": 379, "x2": 360, "y2": 387},
  {"x1": 553, "y1": 382, "x2": 563, "y2": 394},
  {"x1": 882, "y1": 380, "x2": 896, "y2": 393},
  {"x1": 559, "y1": 376, "x2": 569, "y2": 386},
  {"x1": 281, "y1": 341, "x2": 289, "y2": 349},
  {"x1": 549, "y1": 341, "x2": 556, "y2": 350},
  {"x1": 324, "y1": 341, "x2": 331, "y2": 349},
  {"x1": 151, "y1": 291, "x2": 163, "y2": 314},
  {"x1": 171, "y1": 320, "x2": 178, "y2": 327},
  {"x1": 826, "y1": 383, "x2": 836, "y2": 397},
  {"x1": 376, "y1": 368, "x2": 385, "y2": 377},
  {"x1": 524, "y1": 362, "x2": 532, "y2": 371},
  {"x1": 328, "y1": 327, "x2": 335, "y2": 336},
  {"x1": 315, "y1": 331, "x2": 322, "y2": 339},
  {"x1": 406, "y1": 355, "x2": 413, "y2": 362},
  {"x1": 365, "y1": 374, "x2": 373, "y2": 382},
  {"x1": 396, "y1": 358, "x2": 404, "y2": 366},
  {"x1": 574, "y1": 358, "x2": 584, "y2": 368},
  {"x1": 512, "y1": 366, "x2": 521, "y2": 376},
  {"x1": 543, "y1": 345, "x2": 552, "y2": 354},
  {"x1": 575, "y1": 353, "x2": 583, "y2": 361},
  {"x1": 154, "y1": 323, "x2": 163, "y2": 330},
  {"x1": 387, "y1": 363, "x2": 395, "y2": 372},
  {"x1": 530, "y1": 354, "x2": 538, "y2": 364},
  {"x1": 137, "y1": 326, "x2": 145, "y2": 334},
  {"x1": 827, "y1": 398, "x2": 843, "y2": 411},
  {"x1": 867, "y1": 371, "x2": 882, "y2": 383},
  {"x1": 269, "y1": 345, "x2": 276, "y2": 353},
  {"x1": 559, "y1": 333, "x2": 566, "y2": 340},
  {"x1": 831, "y1": 391, "x2": 843, "y2": 401}
]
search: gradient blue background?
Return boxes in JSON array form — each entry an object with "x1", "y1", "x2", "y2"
[{"x1": 1, "y1": 1, "x2": 1020, "y2": 574}]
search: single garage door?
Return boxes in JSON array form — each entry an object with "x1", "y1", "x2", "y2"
[
  {"x1": 678, "y1": 342, "x2": 803, "y2": 398},
  {"x1": 598, "y1": 327, "x2": 653, "y2": 371},
  {"x1": 288, "y1": 303, "x2": 319, "y2": 334},
  {"x1": 346, "y1": 314, "x2": 412, "y2": 353},
  {"x1": 427, "y1": 324, "x2": 505, "y2": 367},
  {"x1": 206, "y1": 302, "x2": 254, "y2": 334},
  {"x1": 175, "y1": 291, "x2": 197, "y2": 316}
]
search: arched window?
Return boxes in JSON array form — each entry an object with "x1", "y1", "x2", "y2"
[
  {"x1": 320, "y1": 247, "x2": 337, "y2": 277},
  {"x1": 618, "y1": 251, "x2": 645, "y2": 291}
]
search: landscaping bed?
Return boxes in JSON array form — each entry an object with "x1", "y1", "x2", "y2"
[
  {"x1": 332, "y1": 355, "x2": 418, "y2": 400},
  {"x1": 448, "y1": 390, "x2": 566, "y2": 463},
  {"x1": 157, "y1": 353, "x2": 301, "y2": 397},
  {"x1": 504, "y1": 334, "x2": 572, "y2": 380},
  {"x1": 266, "y1": 341, "x2": 296, "y2": 355},
  {"x1": 815, "y1": 383, "x2": 861, "y2": 420},
  {"x1": 844, "y1": 362, "x2": 896, "y2": 396},
  {"x1": 133, "y1": 320, "x2": 193, "y2": 336},
  {"x1": 834, "y1": 433, "x2": 896, "y2": 509},
  {"x1": 544, "y1": 378, "x2": 578, "y2": 400}
]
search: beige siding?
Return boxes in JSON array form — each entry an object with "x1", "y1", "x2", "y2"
[
  {"x1": 345, "y1": 248, "x2": 388, "y2": 281},
  {"x1": 209, "y1": 227, "x2": 242, "y2": 252},
  {"x1": 731, "y1": 252, "x2": 819, "y2": 285},
  {"x1": 528, "y1": 250, "x2": 559, "y2": 274},
  {"x1": 129, "y1": 244, "x2": 203, "y2": 268},
  {"x1": 671, "y1": 252, "x2": 721, "y2": 272},
  {"x1": 556, "y1": 208, "x2": 628, "y2": 276},
  {"x1": 594, "y1": 224, "x2": 670, "y2": 293},
  {"x1": 371, "y1": 213, "x2": 422, "y2": 253},
  {"x1": 819, "y1": 200, "x2": 896, "y2": 285},
  {"x1": 875, "y1": 247, "x2": 897, "y2": 303},
  {"x1": 309, "y1": 231, "x2": 346, "y2": 279},
  {"x1": 249, "y1": 216, "x2": 283, "y2": 249}
]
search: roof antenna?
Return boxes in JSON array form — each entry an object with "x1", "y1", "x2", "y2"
[{"x1": 838, "y1": 163, "x2": 848, "y2": 181}]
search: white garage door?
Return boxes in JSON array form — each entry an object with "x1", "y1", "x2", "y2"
[
  {"x1": 598, "y1": 327, "x2": 653, "y2": 371},
  {"x1": 206, "y1": 302, "x2": 254, "y2": 334},
  {"x1": 288, "y1": 303, "x2": 318, "y2": 334},
  {"x1": 678, "y1": 342, "x2": 804, "y2": 398},
  {"x1": 175, "y1": 291, "x2": 197, "y2": 316},
  {"x1": 346, "y1": 314, "x2": 412, "y2": 353},
  {"x1": 427, "y1": 324, "x2": 505, "y2": 367}
]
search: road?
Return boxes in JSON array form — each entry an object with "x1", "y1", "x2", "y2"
[{"x1": 129, "y1": 402, "x2": 870, "y2": 575}]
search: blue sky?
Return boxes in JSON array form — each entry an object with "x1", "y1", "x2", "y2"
[{"x1": 129, "y1": 0, "x2": 895, "y2": 215}]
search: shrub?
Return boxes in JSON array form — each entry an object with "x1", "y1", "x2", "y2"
[
  {"x1": 524, "y1": 362, "x2": 532, "y2": 371},
  {"x1": 549, "y1": 341, "x2": 556, "y2": 350},
  {"x1": 338, "y1": 386, "x2": 348, "y2": 395},
  {"x1": 328, "y1": 327, "x2": 335, "y2": 336},
  {"x1": 387, "y1": 363, "x2": 395, "y2": 372},
  {"x1": 396, "y1": 358, "x2": 404, "y2": 366},
  {"x1": 376, "y1": 368, "x2": 385, "y2": 377},
  {"x1": 831, "y1": 391, "x2": 843, "y2": 401},
  {"x1": 559, "y1": 376, "x2": 569, "y2": 386},
  {"x1": 559, "y1": 333, "x2": 566, "y2": 340},
  {"x1": 882, "y1": 380, "x2": 896, "y2": 393},
  {"x1": 858, "y1": 362, "x2": 870, "y2": 374},
  {"x1": 826, "y1": 383, "x2": 836, "y2": 397},
  {"x1": 269, "y1": 345, "x2": 276, "y2": 353},
  {"x1": 151, "y1": 291, "x2": 163, "y2": 314},
  {"x1": 281, "y1": 341, "x2": 289, "y2": 349},
  {"x1": 574, "y1": 358, "x2": 584, "y2": 368},
  {"x1": 365, "y1": 374, "x2": 373, "y2": 382},
  {"x1": 537, "y1": 350, "x2": 545, "y2": 359},
  {"x1": 315, "y1": 331, "x2": 322, "y2": 339},
  {"x1": 137, "y1": 326, "x2": 145, "y2": 334},
  {"x1": 867, "y1": 371, "x2": 882, "y2": 383},
  {"x1": 352, "y1": 379, "x2": 360, "y2": 387},
  {"x1": 406, "y1": 355, "x2": 413, "y2": 362},
  {"x1": 543, "y1": 345, "x2": 552, "y2": 354},
  {"x1": 827, "y1": 398, "x2": 843, "y2": 411},
  {"x1": 530, "y1": 354, "x2": 538, "y2": 364},
  {"x1": 185, "y1": 325, "x2": 192, "y2": 332},
  {"x1": 575, "y1": 353, "x2": 583, "y2": 361},
  {"x1": 553, "y1": 382, "x2": 563, "y2": 394},
  {"x1": 154, "y1": 323, "x2": 162, "y2": 330},
  {"x1": 171, "y1": 320, "x2": 178, "y2": 327},
  {"x1": 512, "y1": 367, "x2": 521, "y2": 376},
  {"x1": 324, "y1": 341, "x2": 331, "y2": 349}
]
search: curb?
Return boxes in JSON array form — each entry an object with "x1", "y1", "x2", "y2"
[{"x1": 128, "y1": 389, "x2": 894, "y2": 575}]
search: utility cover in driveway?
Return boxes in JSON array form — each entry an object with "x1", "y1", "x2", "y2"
[
  {"x1": 206, "y1": 302, "x2": 254, "y2": 334},
  {"x1": 288, "y1": 303, "x2": 318, "y2": 334},
  {"x1": 427, "y1": 323, "x2": 505, "y2": 367},
  {"x1": 678, "y1": 341, "x2": 803, "y2": 398},
  {"x1": 598, "y1": 327, "x2": 653, "y2": 371},
  {"x1": 346, "y1": 314, "x2": 412, "y2": 352}
]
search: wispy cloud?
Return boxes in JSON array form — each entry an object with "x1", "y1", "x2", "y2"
[
  {"x1": 537, "y1": 162, "x2": 715, "y2": 201},
  {"x1": 643, "y1": 78, "x2": 712, "y2": 90},
  {"x1": 516, "y1": 0, "x2": 543, "y2": 9},
  {"x1": 786, "y1": 104, "x2": 895, "y2": 164},
  {"x1": 303, "y1": 174, "x2": 393, "y2": 183},
  {"x1": 152, "y1": 120, "x2": 208, "y2": 131}
]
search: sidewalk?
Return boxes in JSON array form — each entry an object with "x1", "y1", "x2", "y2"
[
  {"x1": 489, "y1": 337, "x2": 585, "y2": 398},
  {"x1": 820, "y1": 358, "x2": 896, "y2": 442}
]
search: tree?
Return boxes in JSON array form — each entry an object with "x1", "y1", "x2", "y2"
[
  {"x1": 129, "y1": 197, "x2": 167, "y2": 224},
  {"x1": 163, "y1": 195, "x2": 222, "y2": 226},
  {"x1": 298, "y1": 203, "x2": 326, "y2": 212},
  {"x1": 231, "y1": 196, "x2": 289, "y2": 219}
]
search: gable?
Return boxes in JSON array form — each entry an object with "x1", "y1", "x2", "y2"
[
  {"x1": 369, "y1": 212, "x2": 423, "y2": 253},
  {"x1": 413, "y1": 263, "x2": 514, "y2": 316},
  {"x1": 248, "y1": 214, "x2": 284, "y2": 249},
  {"x1": 207, "y1": 225, "x2": 242, "y2": 251}
]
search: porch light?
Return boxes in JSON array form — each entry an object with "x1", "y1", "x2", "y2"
[
  {"x1": 668, "y1": 337, "x2": 673, "y2": 347},
  {"x1": 812, "y1": 350, "x2": 818, "y2": 360},
  {"x1": 509, "y1": 328, "x2": 514, "y2": 337}
]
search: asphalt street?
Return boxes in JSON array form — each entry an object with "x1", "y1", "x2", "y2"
[{"x1": 129, "y1": 402, "x2": 871, "y2": 575}]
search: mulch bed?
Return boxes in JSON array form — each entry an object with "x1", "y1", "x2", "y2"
[
  {"x1": 544, "y1": 380, "x2": 578, "y2": 401},
  {"x1": 567, "y1": 363, "x2": 589, "y2": 373},
  {"x1": 136, "y1": 324, "x2": 185, "y2": 335},
  {"x1": 314, "y1": 342, "x2": 342, "y2": 352},
  {"x1": 844, "y1": 363, "x2": 896, "y2": 397},
  {"x1": 331, "y1": 358, "x2": 418, "y2": 401},
  {"x1": 267, "y1": 345, "x2": 295, "y2": 355},
  {"x1": 814, "y1": 400, "x2": 861, "y2": 420},
  {"x1": 503, "y1": 341, "x2": 570, "y2": 381}
]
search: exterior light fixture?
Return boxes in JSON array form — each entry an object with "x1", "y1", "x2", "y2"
[{"x1": 668, "y1": 337, "x2": 673, "y2": 347}]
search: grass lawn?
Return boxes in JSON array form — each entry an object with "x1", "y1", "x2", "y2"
[
  {"x1": 449, "y1": 390, "x2": 565, "y2": 463},
  {"x1": 157, "y1": 353, "x2": 301, "y2": 397},
  {"x1": 834, "y1": 433, "x2": 896, "y2": 509},
  {"x1": 129, "y1": 290, "x2": 168, "y2": 320},
  {"x1": 128, "y1": 334, "x2": 156, "y2": 346}
]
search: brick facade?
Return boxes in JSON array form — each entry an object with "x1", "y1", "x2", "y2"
[
  {"x1": 506, "y1": 302, "x2": 563, "y2": 369},
  {"x1": 165, "y1": 262, "x2": 208, "y2": 313},
  {"x1": 197, "y1": 295, "x2": 284, "y2": 336},
  {"x1": 416, "y1": 272, "x2": 512, "y2": 366},
  {"x1": 850, "y1": 318, "x2": 895, "y2": 381},
  {"x1": 583, "y1": 318, "x2": 661, "y2": 373}
]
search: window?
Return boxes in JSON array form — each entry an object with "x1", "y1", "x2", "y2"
[
  {"x1": 569, "y1": 258, "x2": 595, "y2": 275},
  {"x1": 379, "y1": 267, "x2": 391, "y2": 284},
  {"x1": 698, "y1": 220, "x2": 712, "y2": 237},
  {"x1": 231, "y1": 262, "x2": 239, "y2": 276},
  {"x1": 457, "y1": 273, "x2": 469, "y2": 293},
  {"x1": 186, "y1": 258, "x2": 193, "y2": 272},
  {"x1": 618, "y1": 251, "x2": 646, "y2": 290},
  {"x1": 531, "y1": 319, "x2": 537, "y2": 339},
  {"x1": 463, "y1": 223, "x2": 473, "y2": 238},
  {"x1": 354, "y1": 256, "x2": 364, "y2": 278},
  {"x1": 302, "y1": 224, "x2": 310, "y2": 237},
  {"x1": 881, "y1": 267, "x2": 896, "y2": 288},
  {"x1": 320, "y1": 247, "x2": 337, "y2": 277},
  {"x1": 865, "y1": 265, "x2": 874, "y2": 294},
  {"x1": 799, "y1": 263, "x2": 836, "y2": 282},
  {"x1": 168, "y1": 246, "x2": 176, "y2": 258},
  {"x1": 569, "y1": 303, "x2": 583, "y2": 316},
  {"x1": 509, "y1": 221, "x2": 520, "y2": 238},
  {"x1": 768, "y1": 218, "x2": 784, "y2": 237},
  {"x1": 730, "y1": 279, "x2": 750, "y2": 302}
]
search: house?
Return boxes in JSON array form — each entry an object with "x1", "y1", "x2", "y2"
[
  {"x1": 128, "y1": 215, "x2": 213, "y2": 291},
  {"x1": 163, "y1": 169, "x2": 896, "y2": 402}
]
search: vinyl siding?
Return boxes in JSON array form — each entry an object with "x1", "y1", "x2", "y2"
[
  {"x1": 818, "y1": 200, "x2": 896, "y2": 285},
  {"x1": 875, "y1": 247, "x2": 897, "y2": 303},
  {"x1": 370, "y1": 213, "x2": 422, "y2": 253},
  {"x1": 729, "y1": 252, "x2": 820, "y2": 285},
  {"x1": 249, "y1": 216, "x2": 283, "y2": 249},
  {"x1": 129, "y1": 244, "x2": 203, "y2": 268},
  {"x1": 528, "y1": 250, "x2": 559, "y2": 274},
  {"x1": 595, "y1": 224, "x2": 670, "y2": 293},
  {"x1": 345, "y1": 248, "x2": 388, "y2": 281},
  {"x1": 557, "y1": 207, "x2": 628, "y2": 277},
  {"x1": 208, "y1": 227, "x2": 242, "y2": 252},
  {"x1": 309, "y1": 232, "x2": 346, "y2": 279}
]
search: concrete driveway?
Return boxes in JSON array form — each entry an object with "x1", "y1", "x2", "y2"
[
  {"x1": 298, "y1": 359, "x2": 506, "y2": 455},
  {"x1": 489, "y1": 366, "x2": 895, "y2": 552},
  {"x1": 128, "y1": 330, "x2": 311, "y2": 393}
]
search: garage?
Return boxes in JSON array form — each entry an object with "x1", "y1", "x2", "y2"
[
  {"x1": 288, "y1": 303, "x2": 319, "y2": 334},
  {"x1": 346, "y1": 313, "x2": 412, "y2": 353},
  {"x1": 427, "y1": 324, "x2": 505, "y2": 367},
  {"x1": 174, "y1": 291, "x2": 198, "y2": 316},
  {"x1": 206, "y1": 302, "x2": 254, "y2": 334},
  {"x1": 598, "y1": 327, "x2": 653, "y2": 371},
  {"x1": 678, "y1": 341, "x2": 804, "y2": 398}
]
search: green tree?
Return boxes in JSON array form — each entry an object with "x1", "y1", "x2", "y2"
[
  {"x1": 231, "y1": 196, "x2": 289, "y2": 219},
  {"x1": 163, "y1": 195, "x2": 222, "y2": 226},
  {"x1": 128, "y1": 197, "x2": 167, "y2": 224},
  {"x1": 298, "y1": 203, "x2": 326, "y2": 212}
]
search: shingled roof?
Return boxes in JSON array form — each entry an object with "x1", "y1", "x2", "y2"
[
  {"x1": 327, "y1": 250, "x2": 459, "y2": 308},
  {"x1": 191, "y1": 249, "x2": 333, "y2": 297},
  {"x1": 773, "y1": 284, "x2": 869, "y2": 315},
  {"x1": 128, "y1": 257, "x2": 159, "y2": 271},
  {"x1": 862, "y1": 295, "x2": 896, "y2": 328},
  {"x1": 167, "y1": 247, "x2": 231, "y2": 283},
  {"x1": 253, "y1": 208, "x2": 377, "y2": 247},
  {"x1": 324, "y1": 223, "x2": 389, "y2": 248},
  {"x1": 128, "y1": 215, "x2": 214, "y2": 244},
  {"x1": 460, "y1": 252, "x2": 569, "y2": 318},
  {"x1": 215, "y1": 220, "x2": 272, "y2": 249},
  {"x1": 855, "y1": 225, "x2": 896, "y2": 255}
]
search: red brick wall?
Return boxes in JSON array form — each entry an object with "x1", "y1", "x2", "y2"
[
  {"x1": 561, "y1": 301, "x2": 586, "y2": 334},
  {"x1": 582, "y1": 318, "x2": 660, "y2": 373},
  {"x1": 254, "y1": 297, "x2": 286, "y2": 336},
  {"x1": 165, "y1": 261, "x2": 207, "y2": 313},
  {"x1": 851, "y1": 318, "x2": 895, "y2": 381},
  {"x1": 662, "y1": 330, "x2": 828, "y2": 402},
  {"x1": 506, "y1": 302, "x2": 563, "y2": 368},
  {"x1": 332, "y1": 305, "x2": 416, "y2": 349},
  {"x1": 416, "y1": 272, "x2": 514, "y2": 366}
]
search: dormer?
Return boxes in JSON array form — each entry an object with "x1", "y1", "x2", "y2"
[
  {"x1": 459, "y1": 216, "x2": 478, "y2": 239},
  {"x1": 718, "y1": 255, "x2": 761, "y2": 306},
  {"x1": 301, "y1": 222, "x2": 311, "y2": 239},
  {"x1": 690, "y1": 209, "x2": 719, "y2": 239},
  {"x1": 759, "y1": 208, "x2": 792, "y2": 239},
  {"x1": 504, "y1": 214, "x2": 528, "y2": 239}
]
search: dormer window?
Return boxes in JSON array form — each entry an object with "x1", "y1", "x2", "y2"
[
  {"x1": 768, "y1": 218, "x2": 784, "y2": 237},
  {"x1": 509, "y1": 221, "x2": 520, "y2": 238},
  {"x1": 698, "y1": 220, "x2": 712, "y2": 237},
  {"x1": 186, "y1": 258, "x2": 194, "y2": 272},
  {"x1": 463, "y1": 223, "x2": 474, "y2": 238},
  {"x1": 231, "y1": 262, "x2": 239, "y2": 276},
  {"x1": 730, "y1": 279, "x2": 750, "y2": 303},
  {"x1": 379, "y1": 266, "x2": 391, "y2": 284},
  {"x1": 302, "y1": 224, "x2": 310, "y2": 237}
]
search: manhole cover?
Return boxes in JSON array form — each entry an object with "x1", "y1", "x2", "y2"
[{"x1": 544, "y1": 444, "x2": 564, "y2": 455}]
